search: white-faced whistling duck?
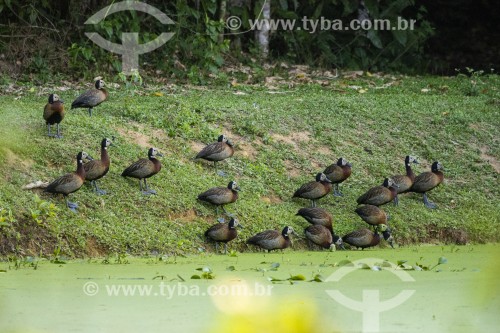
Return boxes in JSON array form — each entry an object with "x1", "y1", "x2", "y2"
[
  {"x1": 293, "y1": 173, "x2": 332, "y2": 207},
  {"x1": 357, "y1": 178, "x2": 398, "y2": 207},
  {"x1": 296, "y1": 207, "x2": 333, "y2": 232},
  {"x1": 342, "y1": 225, "x2": 393, "y2": 249},
  {"x1": 355, "y1": 205, "x2": 388, "y2": 230},
  {"x1": 304, "y1": 225, "x2": 344, "y2": 250},
  {"x1": 43, "y1": 94, "x2": 64, "y2": 138},
  {"x1": 44, "y1": 151, "x2": 91, "y2": 212},
  {"x1": 196, "y1": 134, "x2": 234, "y2": 175},
  {"x1": 71, "y1": 79, "x2": 108, "y2": 117},
  {"x1": 121, "y1": 147, "x2": 163, "y2": 195},
  {"x1": 84, "y1": 138, "x2": 112, "y2": 195},
  {"x1": 246, "y1": 226, "x2": 296, "y2": 251},
  {"x1": 323, "y1": 157, "x2": 352, "y2": 196},
  {"x1": 204, "y1": 218, "x2": 242, "y2": 254},
  {"x1": 197, "y1": 181, "x2": 241, "y2": 216},
  {"x1": 410, "y1": 161, "x2": 444, "y2": 209},
  {"x1": 391, "y1": 155, "x2": 419, "y2": 205}
]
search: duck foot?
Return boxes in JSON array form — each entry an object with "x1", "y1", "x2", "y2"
[
  {"x1": 67, "y1": 201, "x2": 78, "y2": 212},
  {"x1": 333, "y1": 189, "x2": 344, "y2": 197},
  {"x1": 216, "y1": 170, "x2": 227, "y2": 177},
  {"x1": 95, "y1": 189, "x2": 107, "y2": 195},
  {"x1": 423, "y1": 193, "x2": 437, "y2": 209},
  {"x1": 217, "y1": 217, "x2": 226, "y2": 223},
  {"x1": 142, "y1": 190, "x2": 157, "y2": 195}
]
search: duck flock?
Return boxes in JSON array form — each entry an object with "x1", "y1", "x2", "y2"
[{"x1": 41, "y1": 79, "x2": 445, "y2": 254}]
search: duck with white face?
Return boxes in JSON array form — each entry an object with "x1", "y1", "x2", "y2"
[
  {"x1": 391, "y1": 155, "x2": 419, "y2": 205},
  {"x1": 44, "y1": 151, "x2": 92, "y2": 212},
  {"x1": 71, "y1": 79, "x2": 108, "y2": 117},
  {"x1": 121, "y1": 147, "x2": 163, "y2": 195},
  {"x1": 323, "y1": 157, "x2": 353, "y2": 197},
  {"x1": 410, "y1": 161, "x2": 445, "y2": 209},
  {"x1": 247, "y1": 226, "x2": 297, "y2": 252},
  {"x1": 197, "y1": 180, "x2": 241, "y2": 218},
  {"x1": 43, "y1": 93, "x2": 65, "y2": 138},
  {"x1": 195, "y1": 134, "x2": 234, "y2": 177},
  {"x1": 293, "y1": 173, "x2": 333, "y2": 207}
]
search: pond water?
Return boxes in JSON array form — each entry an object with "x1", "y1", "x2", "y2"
[{"x1": 1, "y1": 245, "x2": 499, "y2": 333}]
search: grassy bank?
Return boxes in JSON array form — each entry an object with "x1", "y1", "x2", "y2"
[{"x1": 0, "y1": 73, "x2": 499, "y2": 257}]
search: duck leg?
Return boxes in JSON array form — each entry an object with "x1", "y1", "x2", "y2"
[
  {"x1": 224, "y1": 243, "x2": 228, "y2": 255},
  {"x1": 333, "y1": 184, "x2": 343, "y2": 197},
  {"x1": 92, "y1": 180, "x2": 107, "y2": 195},
  {"x1": 47, "y1": 124, "x2": 55, "y2": 137},
  {"x1": 311, "y1": 200, "x2": 316, "y2": 208},
  {"x1": 221, "y1": 206, "x2": 235, "y2": 218},
  {"x1": 65, "y1": 196, "x2": 78, "y2": 213},
  {"x1": 215, "y1": 161, "x2": 227, "y2": 177},
  {"x1": 394, "y1": 195, "x2": 399, "y2": 206},
  {"x1": 143, "y1": 179, "x2": 157, "y2": 195},
  {"x1": 423, "y1": 193, "x2": 437, "y2": 209},
  {"x1": 55, "y1": 123, "x2": 63, "y2": 139},
  {"x1": 215, "y1": 242, "x2": 219, "y2": 254},
  {"x1": 88, "y1": 107, "x2": 93, "y2": 117}
]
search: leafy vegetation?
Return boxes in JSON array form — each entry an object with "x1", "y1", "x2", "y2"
[
  {"x1": 0, "y1": 72, "x2": 499, "y2": 258},
  {"x1": 0, "y1": 0, "x2": 433, "y2": 82}
]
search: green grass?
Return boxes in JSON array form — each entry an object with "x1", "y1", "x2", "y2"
[{"x1": 0, "y1": 74, "x2": 499, "y2": 257}]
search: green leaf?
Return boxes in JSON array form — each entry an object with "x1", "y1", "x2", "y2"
[
  {"x1": 367, "y1": 30, "x2": 383, "y2": 49},
  {"x1": 337, "y1": 260, "x2": 354, "y2": 267},
  {"x1": 191, "y1": 274, "x2": 201, "y2": 279},
  {"x1": 438, "y1": 257, "x2": 448, "y2": 265},
  {"x1": 268, "y1": 277, "x2": 284, "y2": 282},
  {"x1": 381, "y1": 261, "x2": 392, "y2": 268},
  {"x1": 289, "y1": 274, "x2": 306, "y2": 281},
  {"x1": 397, "y1": 260, "x2": 408, "y2": 266},
  {"x1": 226, "y1": 265, "x2": 236, "y2": 271},
  {"x1": 359, "y1": 263, "x2": 371, "y2": 269},
  {"x1": 392, "y1": 29, "x2": 408, "y2": 46},
  {"x1": 310, "y1": 274, "x2": 324, "y2": 282}
]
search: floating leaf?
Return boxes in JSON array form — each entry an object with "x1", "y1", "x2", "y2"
[
  {"x1": 289, "y1": 274, "x2": 306, "y2": 281},
  {"x1": 438, "y1": 257, "x2": 448, "y2": 265},
  {"x1": 310, "y1": 274, "x2": 324, "y2": 282},
  {"x1": 270, "y1": 262, "x2": 280, "y2": 271},
  {"x1": 268, "y1": 277, "x2": 284, "y2": 282},
  {"x1": 191, "y1": 274, "x2": 201, "y2": 279},
  {"x1": 397, "y1": 260, "x2": 408, "y2": 266},
  {"x1": 337, "y1": 260, "x2": 354, "y2": 267},
  {"x1": 177, "y1": 274, "x2": 185, "y2": 282},
  {"x1": 371, "y1": 266, "x2": 382, "y2": 271},
  {"x1": 226, "y1": 265, "x2": 236, "y2": 271},
  {"x1": 413, "y1": 265, "x2": 423, "y2": 271},
  {"x1": 381, "y1": 261, "x2": 392, "y2": 268},
  {"x1": 359, "y1": 263, "x2": 371, "y2": 269}
]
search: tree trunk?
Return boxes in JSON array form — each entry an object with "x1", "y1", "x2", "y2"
[
  {"x1": 218, "y1": 0, "x2": 227, "y2": 44},
  {"x1": 255, "y1": 0, "x2": 270, "y2": 58}
]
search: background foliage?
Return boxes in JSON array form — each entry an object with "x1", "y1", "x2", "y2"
[{"x1": 0, "y1": 0, "x2": 438, "y2": 82}]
